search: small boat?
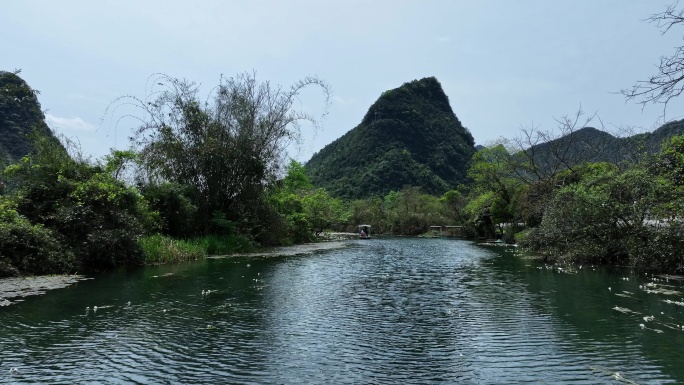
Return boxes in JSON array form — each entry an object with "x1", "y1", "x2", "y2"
[{"x1": 358, "y1": 224, "x2": 371, "y2": 239}]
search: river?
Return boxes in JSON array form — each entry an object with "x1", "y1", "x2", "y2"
[{"x1": 1, "y1": 238, "x2": 683, "y2": 384}]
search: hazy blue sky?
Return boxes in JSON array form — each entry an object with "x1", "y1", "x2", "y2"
[{"x1": 3, "y1": 0, "x2": 684, "y2": 161}]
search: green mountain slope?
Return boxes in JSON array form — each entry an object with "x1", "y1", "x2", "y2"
[
  {"x1": 524, "y1": 121, "x2": 684, "y2": 174},
  {"x1": 306, "y1": 77, "x2": 475, "y2": 199},
  {"x1": 0, "y1": 71, "x2": 57, "y2": 165},
  {"x1": 640, "y1": 119, "x2": 684, "y2": 152}
]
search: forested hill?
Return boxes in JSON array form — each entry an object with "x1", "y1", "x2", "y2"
[
  {"x1": 523, "y1": 120, "x2": 684, "y2": 172},
  {"x1": 305, "y1": 77, "x2": 476, "y2": 199},
  {"x1": 0, "y1": 71, "x2": 57, "y2": 165}
]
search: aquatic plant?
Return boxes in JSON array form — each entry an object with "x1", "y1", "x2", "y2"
[{"x1": 140, "y1": 234, "x2": 205, "y2": 264}]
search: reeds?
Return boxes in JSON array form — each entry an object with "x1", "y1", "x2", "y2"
[
  {"x1": 140, "y1": 234, "x2": 205, "y2": 264},
  {"x1": 141, "y1": 233, "x2": 256, "y2": 264}
]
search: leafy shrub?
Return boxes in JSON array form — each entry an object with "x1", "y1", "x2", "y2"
[
  {"x1": 286, "y1": 212, "x2": 314, "y2": 244},
  {"x1": 190, "y1": 234, "x2": 256, "y2": 255},
  {"x1": 140, "y1": 234, "x2": 205, "y2": 264},
  {"x1": 141, "y1": 183, "x2": 197, "y2": 237},
  {"x1": 3, "y1": 136, "x2": 154, "y2": 273},
  {"x1": 513, "y1": 228, "x2": 532, "y2": 246},
  {"x1": 0, "y1": 198, "x2": 74, "y2": 277}
]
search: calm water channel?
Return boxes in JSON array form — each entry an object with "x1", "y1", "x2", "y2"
[{"x1": 2, "y1": 238, "x2": 684, "y2": 384}]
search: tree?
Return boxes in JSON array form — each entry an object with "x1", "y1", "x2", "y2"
[
  {"x1": 0, "y1": 196, "x2": 72, "y2": 277},
  {"x1": 380, "y1": 186, "x2": 451, "y2": 235},
  {"x1": 648, "y1": 134, "x2": 684, "y2": 219},
  {"x1": 282, "y1": 159, "x2": 313, "y2": 192},
  {"x1": 348, "y1": 197, "x2": 387, "y2": 233},
  {"x1": 472, "y1": 108, "x2": 637, "y2": 235},
  {"x1": 269, "y1": 160, "x2": 315, "y2": 243},
  {"x1": 302, "y1": 188, "x2": 348, "y2": 236},
  {"x1": 439, "y1": 189, "x2": 467, "y2": 223},
  {"x1": 507, "y1": 108, "x2": 625, "y2": 183},
  {"x1": 269, "y1": 160, "x2": 348, "y2": 240},
  {"x1": 468, "y1": 145, "x2": 519, "y2": 198},
  {"x1": 141, "y1": 182, "x2": 197, "y2": 238},
  {"x1": 466, "y1": 145, "x2": 521, "y2": 237},
  {"x1": 467, "y1": 110, "x2": 606, "y2": 226},
  {"x1": 109, "y1": 72, "x2": 329, "y2": 234},
  {"x1": 652, "y1": 134, "x2": 684, "y2": 186},
  {"x1": 622, "y1": 3, "x2": 684, "y2": 111},
  {"x1": 527, "y1": 162, "x2": 684, "y2": 271},
  {"x1": 2, "y1": 136, "x2": 154, "y2": 274}
]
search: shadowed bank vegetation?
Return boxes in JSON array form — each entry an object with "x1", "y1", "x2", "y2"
[{"x1": 0, "y1": 72, "x2": 338, "y2": 277}]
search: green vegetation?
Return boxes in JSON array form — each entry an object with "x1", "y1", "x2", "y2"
[
  {"x1": 306, "y1": 77, "x2": 475, "y2": 199},
  {"x1": 463, "y1": 129, "x2": 684, "y2": 273},
  {"x1": 6, "y1": 68, "x2": 684, "y2": 277},
  {"x1": 347, "y1": 186, "x2": 466, "y2": 236},
  {"x1": 4, "y1": 67, "x2": 684, "y2": 277},
  {"x1": 0, "y1": 70, "x2": 61, "y2": 167},
  {"x1": 140, "y1": 233, "x2": 255, "y2": 264},
  {"x1": 126, "y1": 73, "x2": 331, "y2": 243},
  {"x1": 0, "y1": 72, "x2": 338, "y2": 277},
  {"x1": 140, "y1": 234, "x2": 205, "y2": 265},
  {"x1": 270, "y1": 159, "x2": 348, "y2": 243},
  {"x1": 7, "y1": 4, "x2": 684, "y2": 277},
  {"x1": 1, "y1": 135, "x2": 154, "y2": 276},
  {"x1": 189, "y1": 234, "x2": 255, "y2": 255}
]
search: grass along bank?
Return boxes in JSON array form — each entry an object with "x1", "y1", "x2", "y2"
[{"x1": 140, "y1": 234, "x2": 257, "y2": 265}]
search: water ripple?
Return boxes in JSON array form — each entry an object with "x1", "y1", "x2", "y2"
[{"x1": 1, "y1": 238, "x2": 683, "y2": 384}]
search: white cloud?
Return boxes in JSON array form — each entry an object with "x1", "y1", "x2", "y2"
[
  {"x1": 45, "y1": 114, "x2": 95, "y2": 132},
  {"x1": 436, "y1": 36, "x2": 451, "y2": 43}
]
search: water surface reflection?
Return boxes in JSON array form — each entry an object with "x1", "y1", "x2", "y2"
[{"x1": 1, "y1": 238, "x2": 683, "y2": 384}]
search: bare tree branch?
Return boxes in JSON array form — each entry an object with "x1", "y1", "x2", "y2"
[
  {"x1": 621, "y1": 2, "x2": 684, "y2": 114},
  {"x1": 103, "y1": 72, "x2": 331, "y2": 221},
  {"x1": 508, "y1": 107, "x2": 608, "y2": 184}
]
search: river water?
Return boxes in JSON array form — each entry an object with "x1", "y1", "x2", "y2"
[{"x1": 1, "y1": 238, "x2": 684, "y2": 384}]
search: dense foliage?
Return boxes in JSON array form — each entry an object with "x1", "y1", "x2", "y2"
[
  {"x1": 6, "y1": 56, "x2": 684, "y2": 277},
  {"x1": 306, "y1": 77, "x2": 475, "y2": 199},
  {"x1": 125, "y1": 72, "x2": 330, "y2": 243},
  {"x1": 0, "y1": 72, "x2": 339, "y2": 276},
  {"x1": 270, "y1": 160, "x2": 348, "y2": 243},
  {"x1": 346, "y1": 186, "x2": 467, "y2": 236},
  {"x1": 465, "y1": 131, "x2": 684, "y2": 273},
  {"x1": 0, "y1": 70, "x2": 62, "y2": 168},
  {"x1": 0, "y1": 137, "x2": 154, "y2": 276}
]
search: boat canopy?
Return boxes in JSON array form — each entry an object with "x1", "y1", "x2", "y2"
[{"x1": 358, "y1": 224, "x2": 371, "y2": 238}]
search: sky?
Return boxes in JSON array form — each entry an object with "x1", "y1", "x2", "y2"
[{"x1": 3, "y1": 0, "x2": 684, "y2": 162}]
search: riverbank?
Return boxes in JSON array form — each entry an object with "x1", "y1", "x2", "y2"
[
  {"x1": 208, "y1": 240, "x2": 351, "y2": 259},
  {"x1": 0, "y1": 275, "x2": 91, "y2": 306},
  {"x1": 0, "y1": 240, "x2": 352, "y2": 306}
]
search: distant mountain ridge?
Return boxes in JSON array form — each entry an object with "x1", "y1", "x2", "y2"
[
  {"x1": 305, "y1": 77, "x2": 476, "y2": 199},
  {"x1": 523, "y1": 120, "x2": 684, "y2": 173}
]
